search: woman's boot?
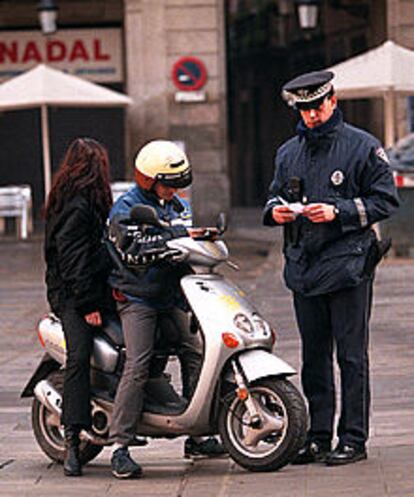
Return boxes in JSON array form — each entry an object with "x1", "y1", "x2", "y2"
[{"x1": 63, "y1": 426, "x2": 82, "y2": 476}]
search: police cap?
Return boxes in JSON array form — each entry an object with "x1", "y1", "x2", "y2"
[{"x1": 282, "y1": 70, "x2": 334, "y2": 110}]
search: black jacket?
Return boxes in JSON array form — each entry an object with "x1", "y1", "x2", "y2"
[
  {"x1": 263, "y1": 109, "x2": 399, "y2": 296},
  {"x1": 44, "y1": 195, "x2": 112, "y2": 315}
]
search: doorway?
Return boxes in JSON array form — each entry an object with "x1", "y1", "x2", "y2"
[{"x1": 225, "y1": 0, "x2": 384, "y2": 207}]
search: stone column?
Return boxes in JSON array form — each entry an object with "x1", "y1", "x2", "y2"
[
  {"x1": 124, "y1": 0, "x2": 169, "y2": 166},
  {"x1": 166, "y1": 0, "x2": 230, "y2": 224},
  {"x1": 124, "y1": 0, "x2": 230, "y2": 222}
]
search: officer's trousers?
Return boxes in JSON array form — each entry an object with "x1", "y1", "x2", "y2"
[{"x1": 293, "y1": 278, "x2": 373, "y2": 448}]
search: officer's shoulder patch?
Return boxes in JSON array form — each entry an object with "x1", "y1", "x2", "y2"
[{"x1": 375, "y1": 147, "x2": 390, "y2": 164}]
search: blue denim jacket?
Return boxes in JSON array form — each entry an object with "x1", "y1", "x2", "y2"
[{"x1": 108, "y1": 185, "x2": 191, "y2": 308}]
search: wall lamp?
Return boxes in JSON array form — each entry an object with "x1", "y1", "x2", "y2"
[
  {"x1": 294, "y1": 0, "x2": 320, "y2": 29},
  {"x1": 37, "y1": 0, "x2": 58, "y2": 35}
]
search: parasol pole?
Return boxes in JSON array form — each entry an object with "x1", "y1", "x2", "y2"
[
  {"x1": 41, "y1": 103, "x2": 52, "y2": 199},
  {"x1": 383, "y1": 89, "x2": 395, "y2": 148}
]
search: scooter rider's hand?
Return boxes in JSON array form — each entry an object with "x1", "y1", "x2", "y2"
[
  {"x1": 188, "y1": 227, "x2": 219, "y2": 240},
  {"x1": 302, "y1": 203, "x2": 337, "y2": 223},
  {"x1": 85, "y1": 311, "x2": 102, "y2": 327},
  {"x1": 272, "y1": 205, "x2": 296, "y2": 224}
]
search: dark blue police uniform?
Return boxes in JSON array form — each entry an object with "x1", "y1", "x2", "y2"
[{"x1": 263, "y1": 71, "x2": 399, "y2": 464}]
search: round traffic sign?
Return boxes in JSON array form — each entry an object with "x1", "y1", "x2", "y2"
[{"x1": 172, "y1": 56, "x2": 207, "y2": 91}]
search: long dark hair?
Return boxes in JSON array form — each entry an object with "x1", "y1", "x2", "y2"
[{"x1": 45, "y1": 138, "x2": 113, "y2": 221}]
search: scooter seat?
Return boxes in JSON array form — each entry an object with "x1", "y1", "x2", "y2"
[
  {"x1": 101, "y1": 315, "x2": 124, "y2": 347},
  {"x1": 101, "y1": 313, "x2": 184, "y2": 351}
]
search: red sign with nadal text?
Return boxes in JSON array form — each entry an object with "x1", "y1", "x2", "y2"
[{"x1": 0, "y1": 28, "x2": 123, "y2": 83}]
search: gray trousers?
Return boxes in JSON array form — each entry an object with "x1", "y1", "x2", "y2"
[{"x1": 109, "y1": 301, "x2": 202, "y2": 446}]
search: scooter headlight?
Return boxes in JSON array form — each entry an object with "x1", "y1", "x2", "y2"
[
  {"x1": 233, "y1": 313, "x2": 254, "y2": 335},
  {"x1": 252, "y1": 314, "x2": 271, "y2": 337}
]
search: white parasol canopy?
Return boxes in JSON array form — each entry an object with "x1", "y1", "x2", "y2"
[
  {"x1": 0, "y1": 64, "x2": 132, "y2": 197},
  {"x1": 328, "y1": 40, "x2": 414, "y2": 147}
]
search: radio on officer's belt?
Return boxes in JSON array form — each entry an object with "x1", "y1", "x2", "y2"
[
  {"x1": 288, "y1": 177, "x2": 303, "y2": 202},
  {"x1": 276, "y1": 177, "x2": 305, "y2": 215}
]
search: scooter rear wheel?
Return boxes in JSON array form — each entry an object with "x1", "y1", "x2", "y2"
[
  {"x1": 31, "y1": 370, "x2": 103, "y2": 465},
  {"x1": 218, "y1": 377, "x2": 306, "y2": 472}
]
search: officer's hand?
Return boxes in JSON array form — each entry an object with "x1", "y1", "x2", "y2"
[
  {"x1": 302, "y1": 203, "x2": 336, "y2": 223},
  {"x1": 272, "y1": 205, "x2": 296, "y2": 224}
]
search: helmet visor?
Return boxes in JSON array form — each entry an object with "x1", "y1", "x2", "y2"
[{"x1": 156, "y1": 168, "x2": 192, "y2": 189}]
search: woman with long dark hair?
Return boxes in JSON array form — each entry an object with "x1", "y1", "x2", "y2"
[{"x1": 44, "y1": 137, "x2": 113, "y2": 476}]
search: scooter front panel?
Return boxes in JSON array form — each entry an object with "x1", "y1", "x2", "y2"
[
  {"x1": 173, "y1": 275, "x2": 273, "y2": 430},
  {"x1": 181, "y1": 274, "x2": 257, "y2": 331}
]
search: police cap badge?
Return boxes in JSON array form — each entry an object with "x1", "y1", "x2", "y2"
[{"x1": 282, "y1": 70, "x2": 335, "y2": 110}]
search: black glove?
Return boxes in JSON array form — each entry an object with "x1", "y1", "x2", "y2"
[
  {"x1": 108, "y1": 214, "x2": 188, "y2": 269},
  {"x1": 108, "y1": 215, "x2": 143, "y2": 252},
  {"x1": 163, "y1": 225, "x2": 188, "y2": 239}
]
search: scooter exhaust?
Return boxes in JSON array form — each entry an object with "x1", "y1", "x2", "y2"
[
  {"x1": 33, "y1": 380, "x2": 110, "y2": 446},
  {"x1": 34, "y1": 380, "x2": 62, "y2": 417}
]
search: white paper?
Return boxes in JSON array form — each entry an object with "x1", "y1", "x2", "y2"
[
  {"x1": 288, "y1": 202, "x2": 305, "y2": 214},
  {"x1": 276, "y1": 196, "x2": 305, "y2": 214}
]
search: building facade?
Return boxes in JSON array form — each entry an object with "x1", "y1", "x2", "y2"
[
  {"x1": 0, "y1": 0, "x2": 414, "y2": 221},
  {"x1": 0, "y1": 0, "x2": 229, "y2": 224}
]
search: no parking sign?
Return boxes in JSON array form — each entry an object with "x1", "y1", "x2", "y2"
[{"x1": 172, "y1": 56, "x2": 207, "y2": 91}]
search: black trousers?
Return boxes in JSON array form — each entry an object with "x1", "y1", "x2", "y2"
[
  {"x1": 293, "y1": 278, "x2": 373, "y2": 448},
  {"x1": 59, "y1": 307, "x2": 94, "y2": 429}
]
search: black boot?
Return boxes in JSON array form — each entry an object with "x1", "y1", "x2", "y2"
[{"x1": 63, "y1": 426, "x2": 82, "y2": 476}]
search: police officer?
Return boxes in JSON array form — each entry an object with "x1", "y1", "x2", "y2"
[{"x1": 263, "y1": 71, "x2": 399, "y2": 466}]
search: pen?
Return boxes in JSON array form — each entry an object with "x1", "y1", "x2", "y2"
[{"x1": 277, "y1": 195, "x2": 289, "y2": 207}]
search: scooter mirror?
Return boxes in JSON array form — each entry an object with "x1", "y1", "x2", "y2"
[
  {"x1": 130, "y1": 204, "x2": 163, "y2": 227},
  {"x1": 216, "y1": 212, "x2": 227, "y2": 234}
]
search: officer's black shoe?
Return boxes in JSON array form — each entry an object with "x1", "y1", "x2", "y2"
[
  {"x1": 325, "y1": 444, "x2": 367, "y2": 466},
  {"x1": 111, "y1": 447, "x2": 143, "y2": 479},
  {"x1": 63, "y1": 426, "x2": 82, "y2": 477},
  {"x1": 291, "y1": 440, "x2": 331, "y2": 465},
  {"x1": 184, "y1": 437, "x2": 227, "y2": 458}
]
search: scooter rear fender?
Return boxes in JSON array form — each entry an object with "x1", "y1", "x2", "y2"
[
  {"x1": 238, "y1": 349, "x2": 296, "y2": 383},
  {"x1": 21, "y1": 353, "x2": 61, "y2": 398}
]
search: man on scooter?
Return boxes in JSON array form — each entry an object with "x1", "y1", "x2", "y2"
[{"x1": 107, "y1": 140, "x2": 226, "y2": 479}]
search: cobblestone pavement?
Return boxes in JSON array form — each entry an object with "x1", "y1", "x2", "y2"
[{"x1": 0, "y1": 231, "x2": 414, "y2": 497}]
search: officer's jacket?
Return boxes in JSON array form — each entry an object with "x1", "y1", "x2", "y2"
[
  {"x1": 107, "y1": 185, "x2": 190, "y2": 307},
  {"x1": 263, "y1": 109, "x2": 399, "y2": 296}
]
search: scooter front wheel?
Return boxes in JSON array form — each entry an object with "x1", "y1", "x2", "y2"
[
  {"x1": 218, "y1": 377, "x2": 306, "y2": 472},
  {"x1": 31, "y1": 370, "x2": 103, "y2": 465}
]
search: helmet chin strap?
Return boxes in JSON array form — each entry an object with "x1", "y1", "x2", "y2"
[{"x1": 143, "y1": 181, "x2": 167, "y2": 207}]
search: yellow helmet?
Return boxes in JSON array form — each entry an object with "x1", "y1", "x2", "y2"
[{"x1": 134, "y1": 140, "x2": 192, "y2": 190}]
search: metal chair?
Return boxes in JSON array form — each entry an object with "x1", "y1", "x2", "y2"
[{"x1": 0, "y1": 185, "x2": 32, "y2": 240}]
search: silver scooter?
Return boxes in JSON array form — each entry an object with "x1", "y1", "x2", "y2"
[{"x1": 22, "y1": 206, "x2": 306, "y2": 472}]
